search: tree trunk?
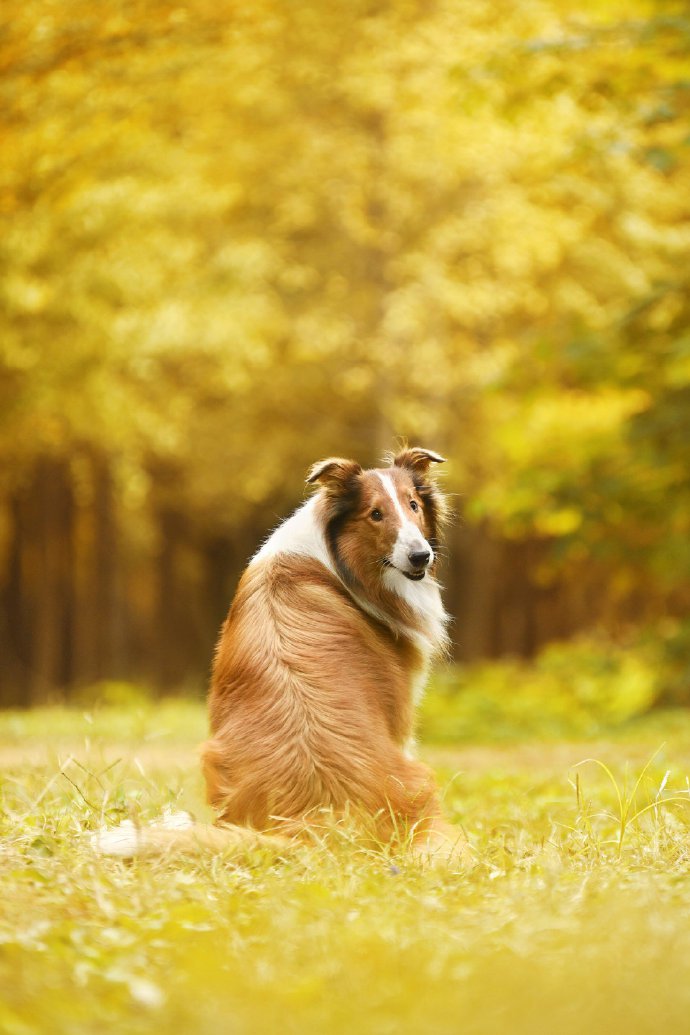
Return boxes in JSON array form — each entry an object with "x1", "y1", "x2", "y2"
[
  {"x1": 1, "y1": 494, "x2": 29, "y2": 706},
  {"x1": 154, "y1": 507, "x2": 189, "y2": 693},
  {"x1": 24, "y1": 456, "x2": 75, "y2": 703},
  {"x1": 91, "y1": 454, "x2": 119, "y2": 681}
]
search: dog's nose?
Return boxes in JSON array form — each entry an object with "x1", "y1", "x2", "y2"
[{"x1": 408, "y1": 549, "x2": 431, "y2": 570}]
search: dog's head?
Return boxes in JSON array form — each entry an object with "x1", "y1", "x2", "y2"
[{"x1": 307, "y1": 447, "x2": 448, "y2": 589}]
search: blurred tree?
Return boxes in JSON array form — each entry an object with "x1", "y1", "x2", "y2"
[{"x1": 0, "y1": 0, "x2": 688, "y2": 701}]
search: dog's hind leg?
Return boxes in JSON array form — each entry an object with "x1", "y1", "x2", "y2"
[
  {"x1": 409, "y1": 818, "x2": 474, "y2": 868},
  {"x1": 376, "y1": 753, "x2": 473, "y2": 868}
]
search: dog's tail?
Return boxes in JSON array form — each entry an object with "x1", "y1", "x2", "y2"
[{"x1": 90, "y1": 810, "x2": 287, "y2": 859}]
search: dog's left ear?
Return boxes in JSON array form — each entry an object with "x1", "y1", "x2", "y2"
[
  {"x1": 306, "y1": 457, "x2": 362, "y2": 492},
  {"x1": 392, "y1": 447, "x2": 446, "y2": 474}
]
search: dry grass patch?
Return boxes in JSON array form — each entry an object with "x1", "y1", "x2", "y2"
[{"x1": 1, "y1": 702, "x2": 690, "y2": 1035}]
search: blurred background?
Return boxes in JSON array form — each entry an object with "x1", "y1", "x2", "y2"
[{"x1": 1, "y1": 0, "x2": 689, "y2": 722}]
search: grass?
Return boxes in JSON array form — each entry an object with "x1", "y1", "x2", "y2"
[{"x1": 2, "y1": 693, "x2": 690, "y2": 1035}]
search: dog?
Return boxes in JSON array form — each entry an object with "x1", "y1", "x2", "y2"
[{"x1": 94, "y1": 447, "x2": 467, "y2": 863}]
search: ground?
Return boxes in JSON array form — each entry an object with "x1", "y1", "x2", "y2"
[{"x1": 1, "y1": 699, "x2": 690, "y2": 1035}]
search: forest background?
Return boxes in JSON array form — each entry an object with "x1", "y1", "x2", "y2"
[{"x1": 1, "y1": 0, "x2": 689, "y2": 717}]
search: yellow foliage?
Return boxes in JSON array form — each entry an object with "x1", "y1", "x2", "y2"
[{"x1": 1, "y1": 0, "x2": 689, "y2": 597}]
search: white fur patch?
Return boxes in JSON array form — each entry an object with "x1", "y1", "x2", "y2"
[
  {"x1": 157, "y1": 810, "x2": 195, "y2": 831},
  {"x1": 381, "y1": 566, "x2": 448, "y2": 655},
  {"x1": 252, "y1": 497, "x2": 335, "y2": 574},
  {"x1": 403, "y1": 735, "x2": 418, "y2": 759},
  {"x1": 90, "y1": 820, "x2": 141, "y2": 857},
  {"x1": 410, "y1": 659, "x2": 432, "y2": 708},
  {"x1": 90, "y1": 810, "x2": 194, "y2": 857}
]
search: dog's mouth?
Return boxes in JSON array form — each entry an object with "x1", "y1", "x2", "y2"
[{"x1": 382, "y1": 559, "x2": 426, "y2": 582}]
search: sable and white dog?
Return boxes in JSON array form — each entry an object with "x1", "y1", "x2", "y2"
[{"x1": 95, "y1": 447, "x2": 466, "y2": 862}]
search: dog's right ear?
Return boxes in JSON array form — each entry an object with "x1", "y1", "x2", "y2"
[
  {"x1": 392, "y1": 447, "x2": 446, "y2": 474},
  {"x1": 306, "y1": 458, "x2": 362, "y2": 492}
]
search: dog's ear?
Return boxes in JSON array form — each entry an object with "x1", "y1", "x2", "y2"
[
  {"x1": 392, "y1": 447, "x2": 446, "y2": 474},
  {"x1": 306, "y1": 457, "x2": 362, "y2": 492}
]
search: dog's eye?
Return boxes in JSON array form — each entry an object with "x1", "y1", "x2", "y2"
[
  {"x1": 370, "y1": 509, "x2": 383, "y2": 522},
  {"x1": 410, "y1": 500, "x2": 419, "y2": 512}
]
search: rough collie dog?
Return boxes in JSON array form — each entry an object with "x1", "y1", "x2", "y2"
[{"x1": 94, "y1": 447, "x2": 466, "y2": 863}]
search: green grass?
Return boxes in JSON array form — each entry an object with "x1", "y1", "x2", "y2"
[{"x1": 2, "y1": 697, "x2": 690, "y2": 1035}]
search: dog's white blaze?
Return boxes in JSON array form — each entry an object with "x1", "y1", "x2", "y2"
[
  {"x1": 375, "y1": 471, "x2": 434, "y2": 572},
  {"x1": 253, "y1": 497, "x2": 335, "y2": 574},
  {"x1": 375, "y1": 471, "x2": 407, "y2": 526}
]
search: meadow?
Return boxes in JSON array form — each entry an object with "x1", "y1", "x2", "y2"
[{"x1": 2, "y1": 680, "x2": 690, "y2": 1035}]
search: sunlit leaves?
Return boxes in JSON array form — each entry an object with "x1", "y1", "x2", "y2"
[{"x1": 1, "y1": 0, "x2": 689, "y2": 594}]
